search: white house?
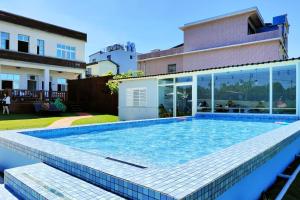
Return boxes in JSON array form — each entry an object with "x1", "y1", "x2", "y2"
[
  {"x1": 89, "y1": 42, "x2": 137, "y2": 75},
  {"x1": 86, "y1": 60, "x2": 119, "y2": 77},
  {"x1": 0, "y1": 10, "x2": 86, "y2": 93},
  {"x1": 119, "y1": 58, "x2": 300, "y2": 120}
]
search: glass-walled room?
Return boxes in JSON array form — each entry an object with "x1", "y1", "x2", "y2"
[{"x1": 158, "y1": 63, "x2": 298, "y2": 117}]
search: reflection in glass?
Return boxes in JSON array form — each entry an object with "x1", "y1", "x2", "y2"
[
  {"x1": 159, "y1": 86, "x2": 174, "y2": 118},
  {"x1": 175, "y1": 76, "x2": 192, "y2": 83},
  {"x1": 197, "y1": 75, "x2": 211, "y2": 112},
  {"x1": 158, "y1": 78, "x2": 173, "y2": 85},
  {"x1": 176, "y1": 85, "x2": 192, "y2": 116},
  {"x1": 272, "y1": 65, "x2": 296, "y2": 114},
  {"x1": 214, "y1": 68, "x2": 269, "y2": 113}
]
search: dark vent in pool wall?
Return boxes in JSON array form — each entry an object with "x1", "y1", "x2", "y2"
[{"x1": 105, "y1": 157, "x2": 147, "y2": 169}]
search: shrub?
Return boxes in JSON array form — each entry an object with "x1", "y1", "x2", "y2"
[{"x1": 54, "y1": 98, "x2": 67, "y2": 112}]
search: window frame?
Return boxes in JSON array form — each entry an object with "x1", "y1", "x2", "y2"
[
  {"x1": 1, "y1": 32, "x2": 10, "y2": 50},
  {"x1": 167, "y1": 64, "x2": 176, "y2": 73},
  {"x1": 56, "y1": 44, "x2": 76, "y2": 60},
  {"x1": 37, "y1": 39, "x2": 45, "y2": 55}
]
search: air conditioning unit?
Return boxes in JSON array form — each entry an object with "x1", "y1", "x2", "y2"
[{"x1": 151, "y1": 49, "x2": 161, "y2": 52}]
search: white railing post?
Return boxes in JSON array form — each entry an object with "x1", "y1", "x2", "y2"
[
  {"x1": 211, "y1": 73, "x2": 215, "y2": 113},
  {"x1": 296, "y1": 62, "x2": 300, "y2": 117},
  {"x1": 269, "y1": 66, "x2": 273, "y2": 114},
  {"x1": 192, "y1": 74, "x2": 197, "y2": 116}
]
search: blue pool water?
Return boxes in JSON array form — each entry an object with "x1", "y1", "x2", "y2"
[{"x1": 46, "y1": 118, "x2": 284, "y2": 168}]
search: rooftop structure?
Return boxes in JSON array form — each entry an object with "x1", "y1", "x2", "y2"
[
  {"x1": 89, "y1": 42, "x2": 137, "y2": 74},
  {"x1": 138, "y1": 7, "x2": 289, "y2": 75}
]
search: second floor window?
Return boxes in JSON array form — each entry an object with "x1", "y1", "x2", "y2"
[
  {"x1": 57, "y1": 44, "x2": 76, "y2": 60},
  {"x1": 37, "y1": 39, "x2": 45, "y2": 55},
  {"x1": 1, "y1": 32, "x2": 9, "y2": 50},
  {"x1": 168, "y1": 64, "x2": 176, "y2": 73},
  {"x1": 18, "y1": 34, "x2": 29, "y2": 53}
]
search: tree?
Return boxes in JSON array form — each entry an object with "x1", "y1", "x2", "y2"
[{"x1": 106, "y1": 70, "x2": 144, "y2": 94}]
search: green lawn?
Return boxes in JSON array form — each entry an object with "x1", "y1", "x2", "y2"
[
  {"x1": 72, "y1": 114, "x2": 119, "y2": 126},
  {"x1": 0, "y1": 113, "x2": 119, "y2": 130},
  {"x1": 0, "y1": 113, "x2": 75, "y2": 130}
]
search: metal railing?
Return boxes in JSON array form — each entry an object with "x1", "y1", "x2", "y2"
[{"x1": 0, "y1": 89, "x2": 68, "y2": 102}]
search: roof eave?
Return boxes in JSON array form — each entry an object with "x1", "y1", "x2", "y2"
[{"x1": 179, "y1": 7, "x2": 263, "y2": 30}]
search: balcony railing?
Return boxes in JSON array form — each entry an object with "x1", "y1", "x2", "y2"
[
  {"x1": 138, "y1": 46, "x2": 184, "y2": 60},
  {"x1": 0, "y1": 89, "x2": 68, "y2": 102}
]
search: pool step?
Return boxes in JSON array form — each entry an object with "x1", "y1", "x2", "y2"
[
  {"x1": 0, "y1": 185, "x2": 18, "y2": 200},
  {"x1": 4, "y1": 163, "x2": 124, "y2": 200}
]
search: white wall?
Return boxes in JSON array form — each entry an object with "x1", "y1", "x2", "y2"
[
  {"x1": 86, "y1": 61, "x2": 117, "y2": 76},
  {"x1": 0, "y1": 21, "x2": 85, "y2": 62},
  {"x1": 89, "y1": 49, "x2": 137, "y2": 73},
  {"x1": 119, "y1": 78, "x2": 158, "y2": 120}
]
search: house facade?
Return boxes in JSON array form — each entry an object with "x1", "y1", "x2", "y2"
[
  {"x1": 138, "y1": 7, "x2": 289, "y2": 76},
  {"x1": 119, "y1": 58, "x2": 299, "y2": 120},
  {"x1": 86, "y1": 60, "x2": 119, "y2": 77},
  {"x1": 89, "y1": 42, "x2": 137, "y2": 74},
  {"x1": 0, "y1": 10, "x2": 86, "y2": 94}
]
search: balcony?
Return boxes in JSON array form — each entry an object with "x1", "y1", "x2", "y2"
[
  {"x1": 245, "y1": 29, "x2": 282, "y2": 44},
  {"x1": 0, "y1": 89, "x2": 68, "y2": 102}
]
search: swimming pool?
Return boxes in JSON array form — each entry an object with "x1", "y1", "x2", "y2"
[
  {"x1": 43, "y1": 118, "x2": 284, "y2": 168},
  {"x1": 1, "y1": 114, "x2": 300, "y2": 200}
]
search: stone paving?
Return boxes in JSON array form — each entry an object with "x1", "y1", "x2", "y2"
[{"x1": 47, "y1": 112, "x2": 92, "y2": 128}]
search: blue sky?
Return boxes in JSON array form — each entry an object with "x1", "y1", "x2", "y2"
[{"x1": 2, "y1": 0, "x2": 300, "y2": 61}]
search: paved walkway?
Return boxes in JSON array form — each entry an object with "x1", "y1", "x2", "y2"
[{"x1": 48, "y1": 113, "x2": 92, "y2": 128}]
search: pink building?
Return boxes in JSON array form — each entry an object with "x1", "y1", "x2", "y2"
[{"x1": 138, "y1": 7, "x2": 289, "y2": 75}]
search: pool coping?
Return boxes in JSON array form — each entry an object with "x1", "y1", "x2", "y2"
[{"x1": 0, "y1": 114, "x2": 300, "y2": 199}]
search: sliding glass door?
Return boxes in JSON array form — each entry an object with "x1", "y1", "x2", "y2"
[
  {"x1": 176, "y1": 85, "x2": 192, "y2": 116},
  {"x1": 158, "y1": 77, "x2": 193, "y2": 117}
]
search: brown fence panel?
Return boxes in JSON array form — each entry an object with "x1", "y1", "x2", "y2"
[{"x1": 67, "y1": 76, "x2": 118, "y2": 115}]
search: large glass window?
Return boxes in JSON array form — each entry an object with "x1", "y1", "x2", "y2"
[
  {"x1": 197, "y1": 74, "x2": 212, "y2": 112},
  {"x1": 1, "y1": 32, "x2": 9, "y2": 50},
  {"x1": 158, "y1": 78, "x2": 173, "y2": 85},
  {"x1": 272, "y1": 65, "x2": 296, "y2": 114},
  {"x1": 175, "y1": 76, "x2": 192, "y2": 83},
  {"x1": 57, "y1": 44, "x2": 76, "y2": 60},
  {"x1": 214, "y1": 68, "x2": 269, "y2": 113},
  {"x1": 159, "y1": 85, "x2": 174, "y2": 117}
]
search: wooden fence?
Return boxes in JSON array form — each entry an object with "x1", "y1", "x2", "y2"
[{"x1": 67, "y1": 76, "x2": 118, "y2": 115}]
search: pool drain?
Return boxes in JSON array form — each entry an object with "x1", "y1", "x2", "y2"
[{"x1": 105, "y1": 157, "x2": 147, "y2": 169}]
